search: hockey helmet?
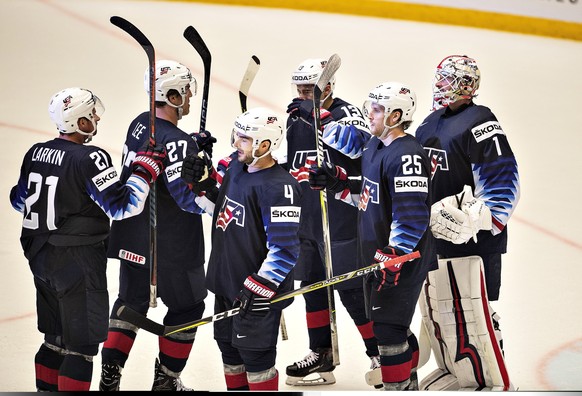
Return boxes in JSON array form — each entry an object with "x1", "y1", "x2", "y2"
[
  {"x1": 145, "y1": 60, "x2": 196, "y2": 105},
  {"x1": 48, "y1": 87, "x2": 104, "y2": 139},
  {"x1": 432, "y1": 55, "x2": 480, "y2": 111},
  {"x1": 363, "y1": 82, "x2": 416, "y2": 136},
  {"x1": 231, "y1": 107, "x2": 283, "y2": 156},
  {"x1": 291, "y1": 58, "x2": 336, "y2": 92}
]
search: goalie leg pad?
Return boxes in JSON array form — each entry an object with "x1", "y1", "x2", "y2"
[{"x1": 419, "y1": 256, "x2": 511, "y2": 391}]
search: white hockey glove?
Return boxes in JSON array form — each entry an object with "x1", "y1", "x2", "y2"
[{"x1": 430, "y1": 185, "x2": 492, "y2": 244}]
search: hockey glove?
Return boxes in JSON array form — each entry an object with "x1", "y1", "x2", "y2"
[
  {"x1": 308, "y1": 162, "x2": 348, "y2": 193},
  {"x1": 182, "y1": 151, "x2": 219, "y2": 201},
  {"x1": 286, "y1": 98, "x2": 314, "y2": 121},
  {"x1": 234, "y1": 273, "x2": 277, "y2": 319},
  {"x1": 319, "y1": 109, "x2": 333, "y2": 130},
  {"x1": 430, "y1": 185, "x2": 492, "y2": 244},
  {"x1": 191, "y1": 130, "x2": 217, "y2": 158},
  {"x1": 368, "y1": 246, "x2": 406, "y2": 291},
  {"x1": 132, "y1": 142, "x2": 166, "y2": 184}
]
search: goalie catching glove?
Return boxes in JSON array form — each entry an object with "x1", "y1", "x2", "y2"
[
  {"x1": 430, "y1": 185, "x2": 492, "y2": 244},
  {"x1": 234, "y1": 273, "x2": 277, "y2": 319},
  {"x1": 308, "y1": 161, "x2": 349, "y2": 193},
  {"x1": 367, "y1": 246, "x2": 406, "y2": 291},
  {"x1": 132, "y1": 142, "x2": 167, "y2": 184}
]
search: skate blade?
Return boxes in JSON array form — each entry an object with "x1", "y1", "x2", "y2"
[
  {"x1": 365, "y1": 368, "x2": 382, "y2": 388},
  {"x1": 286, "y1": 371, "x2": 336, "y2": 386}
]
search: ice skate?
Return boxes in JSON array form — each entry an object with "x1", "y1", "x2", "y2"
[
  {"x1": 99, "y1": 362, "x2": 122, "y2": 391},
  {"x1": 365, "y1": 355, "x2": 383, "y2": 389},
  {"x1": 152, "y1": 358, "x2": 193, "y2": 391},
  {"x1": 285, "y1": 348, "x2": 336, "y2": 386}
]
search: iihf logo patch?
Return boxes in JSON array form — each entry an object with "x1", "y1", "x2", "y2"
[
  {"x1": 424, "y1": 147, "x2": 448, "y2": 179},
  {"x1": 216, "y1": 196, "x2": 245, "y2": 231},
  {"x1": 358, "y1": 177, "x2": 379, "y2": 211}
]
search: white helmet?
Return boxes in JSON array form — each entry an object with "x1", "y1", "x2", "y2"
[
  {"x1": 145, "y1": 60, "x2": 196, "y2": 105},
  {"x1": 48, "y1": 87, "x2": 104, "y2": 141},
  {"x1": 363, "y1": 82, "x2": 416, "y2": 138},
  {"x1": 291, "y1": 58, "x2": 336, "y2": 92},
  {"x1": 432, "y1": 55, "x2": 480, "y2": 111},
  {"x1": 232, "y1": 107, "x2": 283, "y2": 164}
]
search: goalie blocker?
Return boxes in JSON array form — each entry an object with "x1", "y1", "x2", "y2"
[{"x1": 418, "y1": 256, "x2": 513, "y2": 391}]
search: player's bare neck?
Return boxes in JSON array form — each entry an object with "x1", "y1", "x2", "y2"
[
  {"x1": 156, "y1": 106, "x2": 179, "y2": 126},
  {"x1": 381, "y1": 129, "x2": 406, "y2": 146}
]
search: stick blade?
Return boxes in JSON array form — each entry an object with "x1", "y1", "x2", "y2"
[
  {"x1": 110, "y1": 16, "x2": 154, "y2": 59},
  {"x1": 116, "y1": 305, "x2": 165, "y2": 336},
  {"x1": 183, "y1": 26, "x2": 211, "y2": 63},
  {"x1": 239, "y1": 55, "x2": 261, "y2": 113},
  {"x1": 315, "y1": 53, "x2": 341, "y2": 95}
]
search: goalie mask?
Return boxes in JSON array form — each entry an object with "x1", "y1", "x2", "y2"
[
  {"x1": 432, "y1": 55, "x2": 480, "y2": 111},
  {"x1": 362, "y1": 82, "x2": 416, "y2": 139},
  {"x1": 48, "y1": 87, "x2": 104, "y2": 143},
  {"x1": 231, "y1": 107, "x2": 283, "y2": 166},
  {"x1": 291, "y1": 58, "x2": 335, "y2": 101},
  {"x1": 145, "y1": 60, "x2": 196, "y2": 117}
]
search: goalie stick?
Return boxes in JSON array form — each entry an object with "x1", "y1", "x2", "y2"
[
  {"x1": 110, "y1": 16, "x2": 159, "y2": 308},
  {"x1": 117, "y1": 251, "x2": 420, "y2": 337},
  {"x1": 313, "y1": 53, "x2": 342, "y2": 365},
  {"x1": 239, "y1": 55, "x2": 260, "y2": 113}
]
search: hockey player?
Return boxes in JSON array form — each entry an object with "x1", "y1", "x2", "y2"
[
  {"x1": 183, "y1": 107, "x2": 301, "y2": 391},
  {"x1": 9, "y1": 87, "x2": 165, "y2": 391},
  {"x1": 284, "y1": 58, "x2": 379, "y2": 387},
  {"x1": 414, "y1": 55, "x2": 520, "y2": 390},
  {"x1": 99, "y1": 60, "x2": 213, "y2": 391},
  {"x1": 309, "y1": 82, "x2": 436, "y2": 390}
]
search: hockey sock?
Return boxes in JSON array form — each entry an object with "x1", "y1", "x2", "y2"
[
  {"x1": 101, "y1": 327, "x2": 137, "y2": 367},
  {"x1": 407, "y1": 331, "x2": 420, "y2": 390},
  {"x1": 224, "y1": 364, "x2": 249, "y2": 390},
  {"x1": 339, "y1": 288, "x2": 379, "y2": 356},
  {"x1": 58, "y1": 353, "x2": 93, "y2": 391},
  {"x1": 158, "y1": 332, "x2": 195, "y2": 373},
  {"x1": 247, "y1": 368, "x2": 278, "y2": 391},
  {"x1": 35, "y1": 343, "x2": 64, "y2": 391},
  {"x1": 306, "y1": 309, "x2": 331, "y2": 350},
  {"x1": 379, "y1": 342, "x2": 412, "y2": 390}
]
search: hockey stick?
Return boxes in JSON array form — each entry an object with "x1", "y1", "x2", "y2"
[
  {"x1": 239, "y1": 55, "x2": 260, "y2": 113},
  {"x1": 110, "y1": 16, "x2": 159, "y2": 308},
  {"x1": 183, "y1": 26, "x2": 211, "y2": 139},
  {"x1": 117, "y1": 251, "x2": 420, "y2": 337},
  {"x1": 313, "y1": 53, "x2": 342, "y2": 365}
]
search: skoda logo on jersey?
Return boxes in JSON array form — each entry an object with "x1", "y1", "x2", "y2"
[
  {"x1": 216, "y1": 196, "x2": 245, "y2": 231},
  {"x1": 424, "y1": 147, "x2": 448, "y2": 180},
  {"x1": 358, "y1": 177, "x2": 379, "y2": 212}
]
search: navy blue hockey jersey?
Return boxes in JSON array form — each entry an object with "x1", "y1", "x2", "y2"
[
  {"x1": 286, "y1": 97, "x2": 370, "y2": 242},
  {"x1": 107, "y1": 112, "x2": 207, "y2": 270},
  {"x1": 206, "y1": 159, "x2": 301, "y2": 305},
  {"x1": 356, "y1": 134, "x2": 436, "y2": 284},
  {"x1": 415, "y1": 103, "x2": 520, "y2": 256},
  {"x1": 10, "y1": 138, "x2": 150, "y2": 258}
]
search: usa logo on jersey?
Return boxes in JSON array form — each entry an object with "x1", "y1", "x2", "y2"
[
  {"x1": 289, "y1": 150, "x2": 329, "y2": 183},
  {"x1": 425, "y1": 147, "x2": 448, "y2": 179},
  {"x1": 216, "y1": 196, "x2": 245, "y2": 231},
  {"x1": 358, "y1": 177, "x2": 379, "y2": 212}
]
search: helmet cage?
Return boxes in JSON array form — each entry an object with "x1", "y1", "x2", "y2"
[{"x1": 432, "y1": 55, "x2": 480, "y2": 110}]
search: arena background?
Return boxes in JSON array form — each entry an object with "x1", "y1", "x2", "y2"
[{"x1": 1, "y1": 0, "x2": 581, "y2": 391}]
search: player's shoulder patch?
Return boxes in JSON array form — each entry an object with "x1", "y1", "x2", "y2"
[
  {"x1": 270, "y1": 206, "x2": 301, "y2": 223},
  {"x1": 471, "y1": 121, "x2": 504, "y2": 143}
]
